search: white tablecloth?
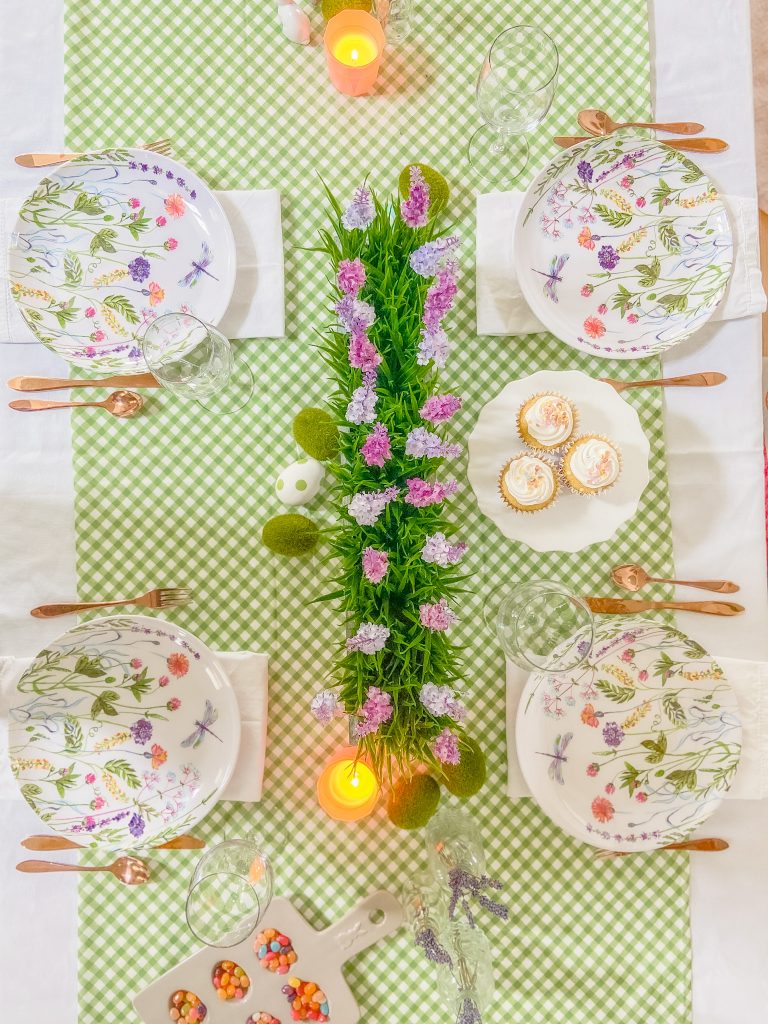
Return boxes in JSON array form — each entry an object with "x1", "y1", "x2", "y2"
[{"x1": 1, "y1": 2, "x2": 767, "y2": 1022}]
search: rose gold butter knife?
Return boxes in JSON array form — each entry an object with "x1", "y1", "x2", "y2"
[
  {"x1": 585, "y1": 597, "x2": 744, "y2": 616},
  {"x1": 7, "y1": 372, "x2": 160, "y2": 392}
]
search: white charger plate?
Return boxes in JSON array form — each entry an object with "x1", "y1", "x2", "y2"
[
  {"x1": 8, "y1": 615, "x2": 240, "y2": 849},
  {"x1": 466, "y1": 369, "x2": 650, "y2": 552},
  {"x1": 7, "y1": 149, "x2": 235, "y2": 373},
  {"x1": 515, "y1": 620, "x2": 742, "y2": 851},
  {"x1": 514, "y1": 134, "x2": 732, "y2": 359}
]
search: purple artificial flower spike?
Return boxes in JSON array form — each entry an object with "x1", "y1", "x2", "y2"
[
  {"x1": 416, "y1": 329, "x2": 450, "y2": 369},
  {"x1": 356, "y1": 685, "x2": 394, "y2": 735},
  {"x1": 419, "y1": 394, "x2": 462, "y2": 424},
  {"x1": 360, "y1": 423, "x2": 392, "y2": 467},
  {"x1": 336, "y1": 295, "x2": 376, "y2": 335},
  {"x1": 400, "y1": 165, "x2": 431, "y2": 228},
  {"x1": 420, "y1": 599, "x2": 457, "y2": 633},
  {"x1": 362, "y1": 546, "x2": 389, "y2": 584},
  {"x1": 311, "y1": 689, "x2": 340, "y2": 723},
  {"x1": 421, "y1": 532, "x2": 467, "y2": 567},
  {"x1": 346, "y1": 383, "x2": 378, "y2": 424},
  {"x1": 457, "y1": 998, "x2": 482, "y2": 1024},
  {"x1": 346, "y1": 623, "x2": 390, "y2": 655},
  {"x1": 342, "y1": 186, "x2": 375, "y2": 230},
  {"x1": 405, "y1": 426, "x2": 462, "y2": 460},
  {"x1": 419, "y1": 682, "x2": 466, "y2": 722},
  {"x1": 410, "y1": 235, "x2": 460, "y2": 278},
  {"x1": 423, "y1": 262, "x2": 458, "y2": 333},
  {"x1": 404, "y1": 477, "x2": 458, "y2": 508},
  {"x1": 432, "y1": 726, "x2": 461, "y2": 764},
  {"x1": 447, "y1": 866, "x2": 508, "y2": 926},
  {"x1": 337, "y1": 257, "x2": 366, "y2": 296},
  {"x1": 347, "y1": 485, "x2": 399, "y2": 526},
  {"x1": 348, "y1": 333, "x2": 382, "y2": 373}
]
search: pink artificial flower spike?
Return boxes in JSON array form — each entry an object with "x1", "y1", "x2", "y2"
[
  {"x1": 362, "y1": 547, "x2": 389, "y2": 584},
  {"x1": 360, "y1": 422, "x2": 391, "y2": 467},
  {"x1": 400, "y1": 165, "x2": 430, "y2": 228}
]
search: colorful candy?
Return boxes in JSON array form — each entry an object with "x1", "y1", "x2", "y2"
[
  {"x1": 254, "y1": 927, "x2": 297, "y2": 975},
  {"x1": 280, "y1": 978, "x2": 330, "y2": 1021},
  {"x1": 212, "y1": 961, "x2": 250, "y2": 1001},
  {"x1": 246, "y1": 1015, "x2": 282, "y2": 1024},
  {"x1": 168, "y1": 990, "x2": 207, "y2": 1024}
]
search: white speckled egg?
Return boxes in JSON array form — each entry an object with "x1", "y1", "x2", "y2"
[{"x1": 275, "y1": 457, "x2": 325, "y2": 505}]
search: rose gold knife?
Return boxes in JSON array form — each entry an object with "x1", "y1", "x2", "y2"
[
  {"x1": 585, "y1": 597, "x2": 744, "y2": 616},
  {"x1": 600, "y1": 372, "x2": 726, "y2": 392},
  {"x1": 7, "y1": 373, "x2": 160, "y2": 392},
  {"x1": 554, "y1": 136, "x2": 728, "y2": 153},
  {"x1": 21, "y1": 833, "x2": 205, "y2": 851}
]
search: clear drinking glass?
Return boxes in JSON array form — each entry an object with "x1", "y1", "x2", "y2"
[
  {"x1": 374, "y1": 0, "x2": 414, "y2": 42},
  {"x1": 185, "y1": 839, "x2": 273, "y2": 947},
  {"x1": 468, "y1": 24, "x2": 559, "y2": 188},
  {"x1": 140, "y1": 312, "x2": 253, "y2": 411},
  {"x1": 484, "y1": 579, "x2": 594, "y2": 674}
]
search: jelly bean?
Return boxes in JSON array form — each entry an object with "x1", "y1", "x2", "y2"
[
  {"x1": 169, "y1": 1011, "x2": 180, "y2": 1022},
  {"x1": 288, "y1": 977, "x2": 301, "y2": 989},
  {"x1": 315, "y1": 993, "x2": 326, "y2": 1005},
  {"x1": 320, "y1": 1003, "x2": 329, "y2": 1015},
  {"x1": 216, "y1": 989, "x2": 228, "y2": 1001},
  {"x1": 277, "y1": 965, "x2": 289, "y2": 975},
  {"x1": 240, "y1": 975, "x2": 250, "y2": 988},
  {"x1": 188, "y1": 1010, "x2": 198, "y2": 1023}
]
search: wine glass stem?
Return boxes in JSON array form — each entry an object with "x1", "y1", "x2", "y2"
[{"x1": 490, "y1": 128, "x2": 512, "y2": 155}]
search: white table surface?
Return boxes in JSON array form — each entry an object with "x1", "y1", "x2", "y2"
[{"x1": 1, "y1": 2, "x2": 767, "y2": 1022}]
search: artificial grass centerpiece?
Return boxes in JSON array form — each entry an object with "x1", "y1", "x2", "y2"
[{"x1": 307, "y1": 169, "x2": 485, "y2": 798}]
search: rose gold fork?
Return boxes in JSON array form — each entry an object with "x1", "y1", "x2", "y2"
[
  {"x1": 15, "y1": 138, "x2": 172, "y2": 168},
  {"x1": 30, "y1": 587, "x2": 193, "y2": 618},
  {"x1": 595, "y1": 838, "x2": 729, "y2": 859}
]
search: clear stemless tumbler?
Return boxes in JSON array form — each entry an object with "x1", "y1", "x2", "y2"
[
  {"x1": 141, "y1": 312, "x2": 253, "y2": 411},
  {"x1": 468, "y1": 24, "x2": 559, "y2": 188},
  {"x1": 484, "y1": 579, "x2": 594, "y2": 674},
  {"x1": 185, "y1": 839, "x2": 273, "y2": 947}
]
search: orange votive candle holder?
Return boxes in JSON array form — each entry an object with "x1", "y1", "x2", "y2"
[
  {"x1": 316, "y1": 744, "x2": 380, "y2": 821},
  {"x1": 324, "y1": 10, "x2": 385, "y2": 97}
]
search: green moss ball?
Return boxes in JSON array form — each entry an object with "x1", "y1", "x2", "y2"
[
  {"x1": 387, "y1": 773, "x2": 441, "y2": 830},
  {"x1": 261, "y1": 514, "x2": 319, "y2": 556},
  {"x1": 321, "y1": 0, "x2": 372, "y2": 20},
  {"x1": 398, "y1": 163, "x2": 450, "y2": 210},
  {"x1": 441, "y1": 737, "x2": 487, "y2": 798},
  {"x1": 292, "y1": 407, "x2": 339, "y2": 462}
]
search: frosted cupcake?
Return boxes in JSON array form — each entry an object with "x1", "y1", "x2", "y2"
[
  {"x1": 517, "y1": 393, "x2": 577, "y2": 452},
  {"x1": 498, "y1": 453, "x2": 559, "y2": 512},
  {"x1": 562, "y1": 435, "x2": 622, "y2": 495}
]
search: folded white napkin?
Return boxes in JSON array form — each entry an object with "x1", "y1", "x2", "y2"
[
  {"x1": 0, "y1": 649, "x2": 269, "y2": 804},
  {"x1": 0, "y1": 189, "x2": 285, "y2": 344},
  {"x1": 476, "y1": 191, "x2": 767, "y2": 336},
  {"x1": 506, "y1": 655, "x2": 768, "y2": 800}
]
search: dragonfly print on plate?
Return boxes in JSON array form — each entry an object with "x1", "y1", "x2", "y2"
[
  {"x1": 7, "y1": 150, "x2": 234, "y2": 372},
  {"x1": 521, "y1": 621, "x2": 741, "y2": 850},
  {"x1": 516, "y1": 134, "x2": 733, "y2": 358},
  {"x1": 8, "y1": 617, "x2": 238, "y2": 848}
]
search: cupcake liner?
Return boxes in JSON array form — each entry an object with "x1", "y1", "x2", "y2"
[
  {"x1": 561, "y1": 433, "x2": 623, "y2": 496},
  {"x1": 498, "y1": 453, "x2": 560, "y2": 513},
  {"x1": 516, "y1": 391, "x2": 579, "y2": 452}
]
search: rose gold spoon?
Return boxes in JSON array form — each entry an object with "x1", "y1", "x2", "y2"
[
  {"x1": 611, "y1": 562, "x2": 739, "y2": 594},
  {"x1": 9, "y1": 389, "x2": 143, "y2": 418},
  {"x1": 21, "y1": 833, "x2": 204, "y2": 851},
  {"x1": 578, "y1": 108, "x2": 704, "y2": 136},
  {"x1": 16, "y1": 855, "x2": 150, "y2": 885}
]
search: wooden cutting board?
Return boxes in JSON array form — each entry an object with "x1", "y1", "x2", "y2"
[{"x1": 132, "y1": 890, "x2": 403, "y2": 1024}]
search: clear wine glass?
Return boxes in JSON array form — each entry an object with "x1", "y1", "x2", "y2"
[
  {"x1": 483, "y1": 579, "x2": 594, "y2": 673},
  {"x1": 185, "y1": 839, "x2": 273, "y2": 947},
  {"x1": 468, "y1": 24, "x2": 559, "y2": 188},
  {"x1": 140, "y1": 312, "x2": 253, "y2": 412}
]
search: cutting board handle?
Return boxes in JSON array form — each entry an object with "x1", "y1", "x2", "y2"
[{"x1": 319, "y1": 890, "x2": 403, "y2": 966}]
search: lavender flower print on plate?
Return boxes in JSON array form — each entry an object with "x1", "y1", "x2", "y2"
[
  {"x1": 514, "y1": 134, "x2": 732, "y2": 359},
  {"x1": 7, "y1": 149, "x2": 235, "y2": 373},
  {"x1": 8, "y1": 615, "x2": 240, "y2": 849},
  {"x1": 516, "y1": 621, "x2": 741, "y2": 851}
]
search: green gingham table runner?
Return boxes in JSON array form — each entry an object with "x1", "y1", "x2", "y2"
[{"x1": 63, "y1": 1, "x2": 691, "y2": 1021}]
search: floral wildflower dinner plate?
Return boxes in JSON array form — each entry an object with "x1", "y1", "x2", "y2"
[
  {"x1": 8, "y1": 616, "x2": 240, "y2": 849},
  {"x1": 514, "y1": 134, "x2": 732, "y2": 359},
  {"x1": 516, "y1": 621, "x2": 741, "y2": 851},
  {"x1": 7, "y1": 149, "x2": 235, "y2": 372}
]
